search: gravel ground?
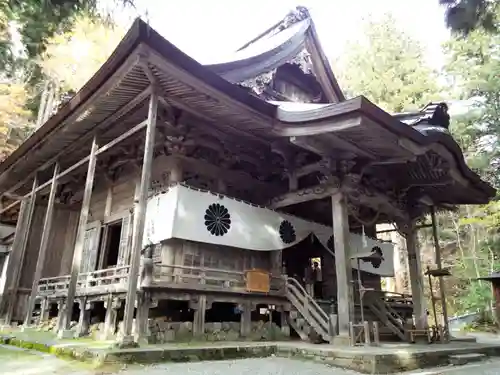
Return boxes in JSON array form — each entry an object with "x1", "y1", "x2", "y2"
[{"x1": 3, "y1": 345, "x2": 500, "y2": 375}]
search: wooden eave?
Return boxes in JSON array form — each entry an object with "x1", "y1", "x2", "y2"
[
  {"x1": 206, "y1": 19, "x2": 311, "y2": 82},
  {"x1": 303, "y1": 16, "x2": 345, "y2": 102},
  {"x1": 0, "y1": 18, "x2": 278, "y2": 195},
  {"x1": 270, "y1": 96, "x2": 495, "y2": 205},
  {"x1": 206, "y1": 7, "x2": 344, "y2": 103}
]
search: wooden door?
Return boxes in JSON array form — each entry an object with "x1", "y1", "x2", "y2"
[
  {"x1": 116, "y1": 214, "x2": 132, "y2": 266},
  {"x1": 80, "y1": 223, "x2": 102, "y2": 273}
]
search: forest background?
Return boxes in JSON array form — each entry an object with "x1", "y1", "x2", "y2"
[{"x1": 1, "y1": 0, "x2": 500, "y2": 320}]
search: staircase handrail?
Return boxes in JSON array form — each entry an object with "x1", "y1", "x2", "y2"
[
  {"x1": 285, "y1": 276, "x2": 331, "y2": 340},
  {"x1": 365, "y1": 292, "x2": 407, "y2": 340},
  {"x1": 285, "y1": 276, "x2": 330, "y2": 321}
]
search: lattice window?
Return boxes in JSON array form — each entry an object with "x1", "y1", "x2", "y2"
[
  {"x1": 183, "y1": 244, "x2": 202, "y2": 276},
  {"x1": 152, "y1": 243, "x2": 162, "y2": 263}
]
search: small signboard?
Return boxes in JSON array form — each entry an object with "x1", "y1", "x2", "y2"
[{"x1": 245, "y1": 269, "x2": 270, "y2": 293}]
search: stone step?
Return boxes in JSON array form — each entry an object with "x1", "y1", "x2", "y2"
[{"x1": 448, "y1": 353, "x2": 486, "y2": 366}]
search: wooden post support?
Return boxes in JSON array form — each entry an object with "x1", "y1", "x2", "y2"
[
  {"x1": 24, "y1": 163, "x2": 60, "y2": 326},
  {"x1": 331, "y1": 192, "x2": 355, "y2": 344},
  {"x1": 406, "y1": 221, "x2": 427, "y2": 330},
  {"x1": 121, "y1": 91, "x2": 158, "y2": 344},
  {"x1": 5, "y1": 177, "x2": 38, "y2": 324},
  {"x1": 0, "y1": 198, "x2": 27, "y2": 320},
  {"x1": 430, "y1": 206, "x2": 449, "y2": 340},
  {"x1": 59, "y1": 137, "x2": 98, "y2": 338}
]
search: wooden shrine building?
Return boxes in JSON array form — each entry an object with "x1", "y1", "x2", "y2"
[{"x1": 0, "y1": 7, "x2": 494, "y2": 345}]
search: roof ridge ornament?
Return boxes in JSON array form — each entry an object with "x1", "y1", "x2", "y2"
[{"x1": 281, "y1": 6, "x2": 311, "y2": 30}]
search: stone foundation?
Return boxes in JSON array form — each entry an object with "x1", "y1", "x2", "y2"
[
  {"x1": 35, "y1": 317, "x2": 290, "y2": 344},
  {"x1": 148, "y1": 319, "x2": 289, "y2": 344},
  {"x1": 38, "y1": 318, "x2": 78, "y2": 332}
]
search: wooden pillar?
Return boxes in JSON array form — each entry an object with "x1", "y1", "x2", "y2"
[
  {"x1": 134, "y1": 292, "x2": 154, "y2": 344},
  {"x1": 5, "y1": 177, "x2": 38, "y2": 324},
  {"x1": 121, "y1": 91, "x2": 158, "y2": 344},
  {"x1": 55, "y1": 300, "x2": 66, "y2": 333},
  {"x1": 102, "y1": 295, "x2": 120, "y2": 340},
  {"x1": 239, "y1": 302, "x2": 252, "y2": 337},
  {"x1": 493, "y1": 281, "x2": 500, "y2": 326},
  {"x1": 59, "y1": 137, "x2": 98, "y2": 338},
  {"x1": 279, "y1": 305, "x2": 290, "y2": 336},
  {"x1": 162, "y1": 164, "x2": 184, "y2": 280},
  {"x1": 38, "y1": 298, "x2": 50, "y2": 326},
  {"x1": 430, "y1": 206, "x2": 449, "y2": 338},
  {"x1": 76, "y1": 298, "x2": 91, "y2": 337},
  {"x1": 191, "y1": 295, "x2": 208, "y2": 336},
  {"x1": 0, "y1": 199, "x2": 27, "y2": 321},
  {"x1": 331, "y1": 192, "x2": 354, "y2": 342},
  {"x1": 97, "y1": 183, "x2": 113, "y2": 270},
  {"x1": 169, "y1": 157, "x2": 183, "y2": 184},
  {"x1": 24, "y1": 163, "x2": 60, "y2": 326},
  {"x1": 406, "y1": 221, "x2": 427, "y2": 330}
]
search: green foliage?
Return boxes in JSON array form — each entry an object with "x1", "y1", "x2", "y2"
[
  {"x1": 440, "y1": 0, "x2": 499, "y2": 34},
  {"x1": 39, "y1": 14, "x2": 125, "y2": 92},
  {"x1": 334, "y1": 11, "x2": 500, "y2": 318},
  {"x1": 463, "y1": 310, "x2": 498, "y2": 332},
  {"x1": 444, "y1": 15, "x2": 500, "y2": 189},
  {"x1": 334, "y1": 13, "x2": 442, "y2": 112},
  {"x1": 0, "y1": 5, "x2": 126, "y2": 161}
]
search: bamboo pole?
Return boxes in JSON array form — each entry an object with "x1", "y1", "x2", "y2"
[
  {"x1": 121, "y1": 91, "x2": 158, "y2": 343},
  {"x1": 59, "y1": 138, "x2": 98, "y2": 337},
  {"x1": 24, "y1": 163, "x2": 60, "y2": 326}
]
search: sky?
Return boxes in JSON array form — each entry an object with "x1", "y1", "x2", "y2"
[{"x1": 111, "y1": 0, "x2": 450, "y2": 69}]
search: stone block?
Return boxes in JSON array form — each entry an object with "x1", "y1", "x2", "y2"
[
  {"x1": 449, "y1": 353, "x2": 486, "y2": 366},
  {"x1": 205, "y1": 323, "x2": 214, "y2": 332},
  {"x1": 165, "y1": 329, "x2": 175, "y2": 342}
]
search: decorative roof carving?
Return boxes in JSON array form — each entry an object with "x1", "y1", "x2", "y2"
[{"x1": 278, "y1": 6, "x2": 311, "y2": 32}]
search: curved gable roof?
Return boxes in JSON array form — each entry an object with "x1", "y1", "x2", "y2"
[
  {"x1": 0, "y1": 17, "x2": 493, "y2": 207},
  {"x1": 205, "y1": 6, "x2": 345, "y2": 103}
]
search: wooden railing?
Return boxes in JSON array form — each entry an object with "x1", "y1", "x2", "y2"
[
  {"x1": 38, "y1": 265, "x2": 130, "y2": 296},
  {"x1": 152, "y1": 264, "x2": 284, "y2": 293},
  {"x1": 37, "y1": 263, "x2": 284, "y2": 297},
  {"x1": 285, "y1": 276, "x2": 331, "y2": 342}
]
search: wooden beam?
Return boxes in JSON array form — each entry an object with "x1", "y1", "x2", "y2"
[
  {"x1": 172, "y1": 155, "x2": 276, "y2": 192},
  {"x1": 156, "y1": 91, "x2": 270, "y2": 147},
  {"x1": 145, "y1": 47, "x2": 273, "y2": 128},
  {"x1": 294, "y1": 160, "x2": 329, "y2": 178},
  {"x1": 290, "y1": 134, "x2": 375, "y2": 159},
  {"x1": 61, "y1": 137, "x2": 98, "y2": 336},
  {"x1": 122, "y1": 91, "x2": 159, "y2": 343},
  {"x1": 6, "y1": 85, "x2": 152, "y2": 196},
  {"x1": 269, "y1": 183, "x2": 340, "y2": 208},
  {"x1": 24, "y1": 163, "x2": 59, "y2": 326},
  {"x1": 270, "y1": 175, "x2": 408, "y2": 220},
  {"x1": 1, "y1": 119, "x2": 148, "y2": 216}
]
